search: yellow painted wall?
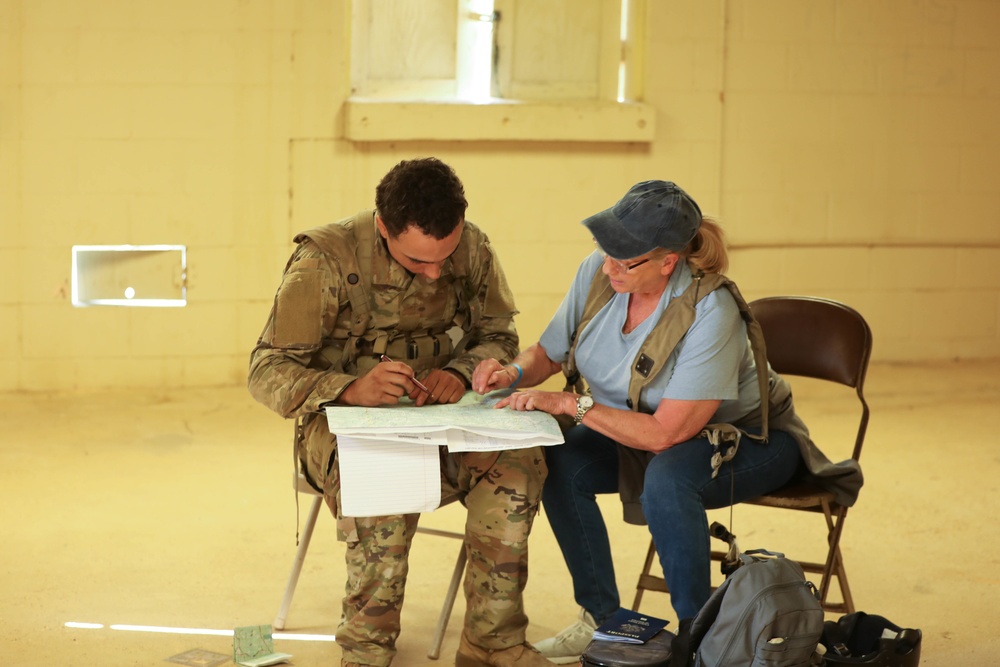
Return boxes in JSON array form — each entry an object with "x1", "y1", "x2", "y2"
[{"x1": 2, "y1": 0, "x2": 998, "y2": 392}]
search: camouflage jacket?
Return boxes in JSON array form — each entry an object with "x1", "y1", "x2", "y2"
[{"x1": 248, "y1": 210, "x2": 520, "y2": 460}]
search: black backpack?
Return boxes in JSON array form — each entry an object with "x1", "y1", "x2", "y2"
[{"x1": 671, "y1": 549, "x2": 825, "y2": 667}]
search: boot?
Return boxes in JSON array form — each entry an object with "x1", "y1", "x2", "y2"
[{"x1": 455, "y1": 634, "x2": 556, "y2": 667}]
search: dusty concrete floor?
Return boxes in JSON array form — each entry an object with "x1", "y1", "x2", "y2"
[{"x1": 2, "y1": 360, "x2": 998, "y2": 666}]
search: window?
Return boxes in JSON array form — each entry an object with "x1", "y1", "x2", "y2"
[
  {"x1": 71, "y1": 245, "x2": 187, "y2": 308},
  {"x1": 344, "y1": 0, "x2": 654, "y2": 142}
]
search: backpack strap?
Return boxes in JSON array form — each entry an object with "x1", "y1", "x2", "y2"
[
  {"x1": 624, "y1": 271, "x2": 727, "y2": 412},
  {"x1": 686, "y1": 574, "x2": 734, "y2": 652},
  {"x1": 669, "y1": 617, "x2": 696, "y2": 667},
  {"x1": 821, "y1": 615, "x2": 856, "y2": 659},
  {"x1": 741, "y1": 548, "x2": 786, "y2": 563},
  {"x1": 722, "y1": 279, "x2": 770, "y2": 438},
  {"x1": 561, "y1": 264, "x2": 613, "y2": 394},
  {"x1": 346, "y1": 211, "x2": 375, "y2": 338},
  {"x1": 448, "y1": 238, "x2": 485, "y2": 356}
]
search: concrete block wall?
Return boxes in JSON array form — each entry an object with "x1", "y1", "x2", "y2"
[
  {"x1": 1, "y1": 0, "x2": 349, "y2": 391},
  {"x1": 1, "y1": 0, "x2": 998, "y2": 392},
  {"x1": 717, "y1": 0, "x2": 1000, "y2": 361}
]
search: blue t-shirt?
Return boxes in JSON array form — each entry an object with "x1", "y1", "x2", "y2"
[{"x1": 539, "y1": 252, "x2": 761, "y2": 422}]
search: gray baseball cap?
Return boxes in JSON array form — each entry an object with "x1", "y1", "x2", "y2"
[{"x1": 582, "y1": 180, "x2": 702, "y2": 259}]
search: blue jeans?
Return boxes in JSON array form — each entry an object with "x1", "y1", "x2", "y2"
[{"x1": 542, "y1": 424, "x2": 802, "y2": 622}]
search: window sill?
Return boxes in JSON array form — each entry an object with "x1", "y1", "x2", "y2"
[{"x1": 342, "y1": 98, "x2": 655, "y2": 143}]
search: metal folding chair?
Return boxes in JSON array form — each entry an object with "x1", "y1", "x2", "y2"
[
  {"x1": 273, "y1": 472, "x2": 466, "y2": 660},
  {"x1": 633, "y1": 296, "x2": 873, "y2": 614}
]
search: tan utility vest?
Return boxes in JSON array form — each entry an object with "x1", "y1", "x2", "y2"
[
  {"x1": 564, "y1": 263, "x2": 771, "y2": 439},
  {"x1": 563, "y1": 263, "x2": 779, "y2": 524}
]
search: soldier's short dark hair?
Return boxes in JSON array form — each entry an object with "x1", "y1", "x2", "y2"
[{"x1": 375, "y1": 158, "x2": 468, "y2": 239}]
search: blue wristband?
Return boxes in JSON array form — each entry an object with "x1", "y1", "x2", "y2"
[{"x1": 508, "y1": 363, "x2": 523, "y2": 389}]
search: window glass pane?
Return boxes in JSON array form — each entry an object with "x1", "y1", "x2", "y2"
[
  {"x1": 354, "y1": 0, "x2": 457, "y2": 94},
  {"x1": 496, "y1": 0, "x2": 604, "y2": 99}
]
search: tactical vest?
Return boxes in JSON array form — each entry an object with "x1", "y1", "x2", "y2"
[
  {"x1": 295, "y1": 210, "x2": 484, "y2": 377},
  {"x1": 289, "y1": 212, "x2": 489, "y2": 498},
  {"x1": 563, "y1": 264, "x2": 771, "y2": 439}
]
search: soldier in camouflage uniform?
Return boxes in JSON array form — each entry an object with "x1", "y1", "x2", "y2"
[{"x1": 248, "y1": 158, "x2": 552, "y2": 667}]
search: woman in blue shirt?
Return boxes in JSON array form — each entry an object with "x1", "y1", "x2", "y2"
[{"x1": 471, "y1": 181, "x2": 806, "y2": 664}]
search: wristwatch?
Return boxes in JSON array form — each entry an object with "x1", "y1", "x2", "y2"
[{"x1": 574, "y1": 395, "x2": 595, "y2": 425}]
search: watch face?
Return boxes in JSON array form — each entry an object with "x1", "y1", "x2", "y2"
[{"x1": 580, "y1": 397, "x2": 594, "y2": 409}]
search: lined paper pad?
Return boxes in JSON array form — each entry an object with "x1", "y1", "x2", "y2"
[{"x1": 336, "y1": 435, "x2": 442, "y2": 517}]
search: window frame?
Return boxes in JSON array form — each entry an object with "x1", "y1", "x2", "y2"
[{"x1": 343, "y1": 0, "x2": 654, "y2": 143}]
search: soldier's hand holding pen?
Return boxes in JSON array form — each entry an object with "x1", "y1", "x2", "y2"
[
  {"x1": 338, "y1": 355, "x2": 467, "y2": 407},
  {"x1": 380, "y1": 355, "x2": 465, "y2": 406},
  {"x1": 335, "y1": 357, "x2": 414, "y2": 406},
  {"x1": 334, "y1": 356, "x2": 423, "y2": 406}
]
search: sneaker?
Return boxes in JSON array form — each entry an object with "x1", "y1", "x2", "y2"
[
  {"x1": 455, "y1": 634, "x2": 555, "y2": 666},
  {"x1": 533, "y1": 608, "x2": 598, "y2": 665}
]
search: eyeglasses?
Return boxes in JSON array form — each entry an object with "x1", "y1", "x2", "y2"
[{"x1": 594, "y1": 243, "x2": 652, "y2": 273}]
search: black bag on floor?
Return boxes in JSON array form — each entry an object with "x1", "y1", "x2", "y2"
[{"x1": 820, "y1": 613, "x2": 922, "y2": 666}]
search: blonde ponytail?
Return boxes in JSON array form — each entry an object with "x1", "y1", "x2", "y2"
[{"x1": 684, "y1": 217, "x2": 728, "y2": 275}]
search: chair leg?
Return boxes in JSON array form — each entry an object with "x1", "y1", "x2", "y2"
[
  {"x1": 271, "y1": 508, "x2": 469, "y2": 655},
  {"x1": 426, "y1": 538, "x2": 467, "y2": 660},
  {"x1": 632, "y1": 539, "x2": 660, "y2": 611},
  {"x1": 818, "y1": 504, "x2": 854, "y2": 614},
  {"x1": 273, "y1": 494, "x2": 324, "y2": 630},
  {"x1": 828, "y1": 544, "x2": 854, "y2": 614}
]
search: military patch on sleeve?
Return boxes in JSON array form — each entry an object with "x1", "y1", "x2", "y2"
[{"x1": 273, "y1": 268, "x2": 323, "y2": 348}]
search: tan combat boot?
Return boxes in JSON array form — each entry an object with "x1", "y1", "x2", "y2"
[{"x1": 456, "y1": 634, "x2": 556, "y2": 667}]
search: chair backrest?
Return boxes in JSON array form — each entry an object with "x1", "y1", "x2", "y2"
[{"x1": 749, "y1": 296, "x2": 873, "y2": 463}]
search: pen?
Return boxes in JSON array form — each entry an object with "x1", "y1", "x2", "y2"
[{"x1": 380, "y1": 354, "x2": 432, "y2": 395}]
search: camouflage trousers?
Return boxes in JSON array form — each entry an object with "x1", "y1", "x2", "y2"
[{"x1": 320, "y1": 444, "x2": 548, "y2": 667}]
